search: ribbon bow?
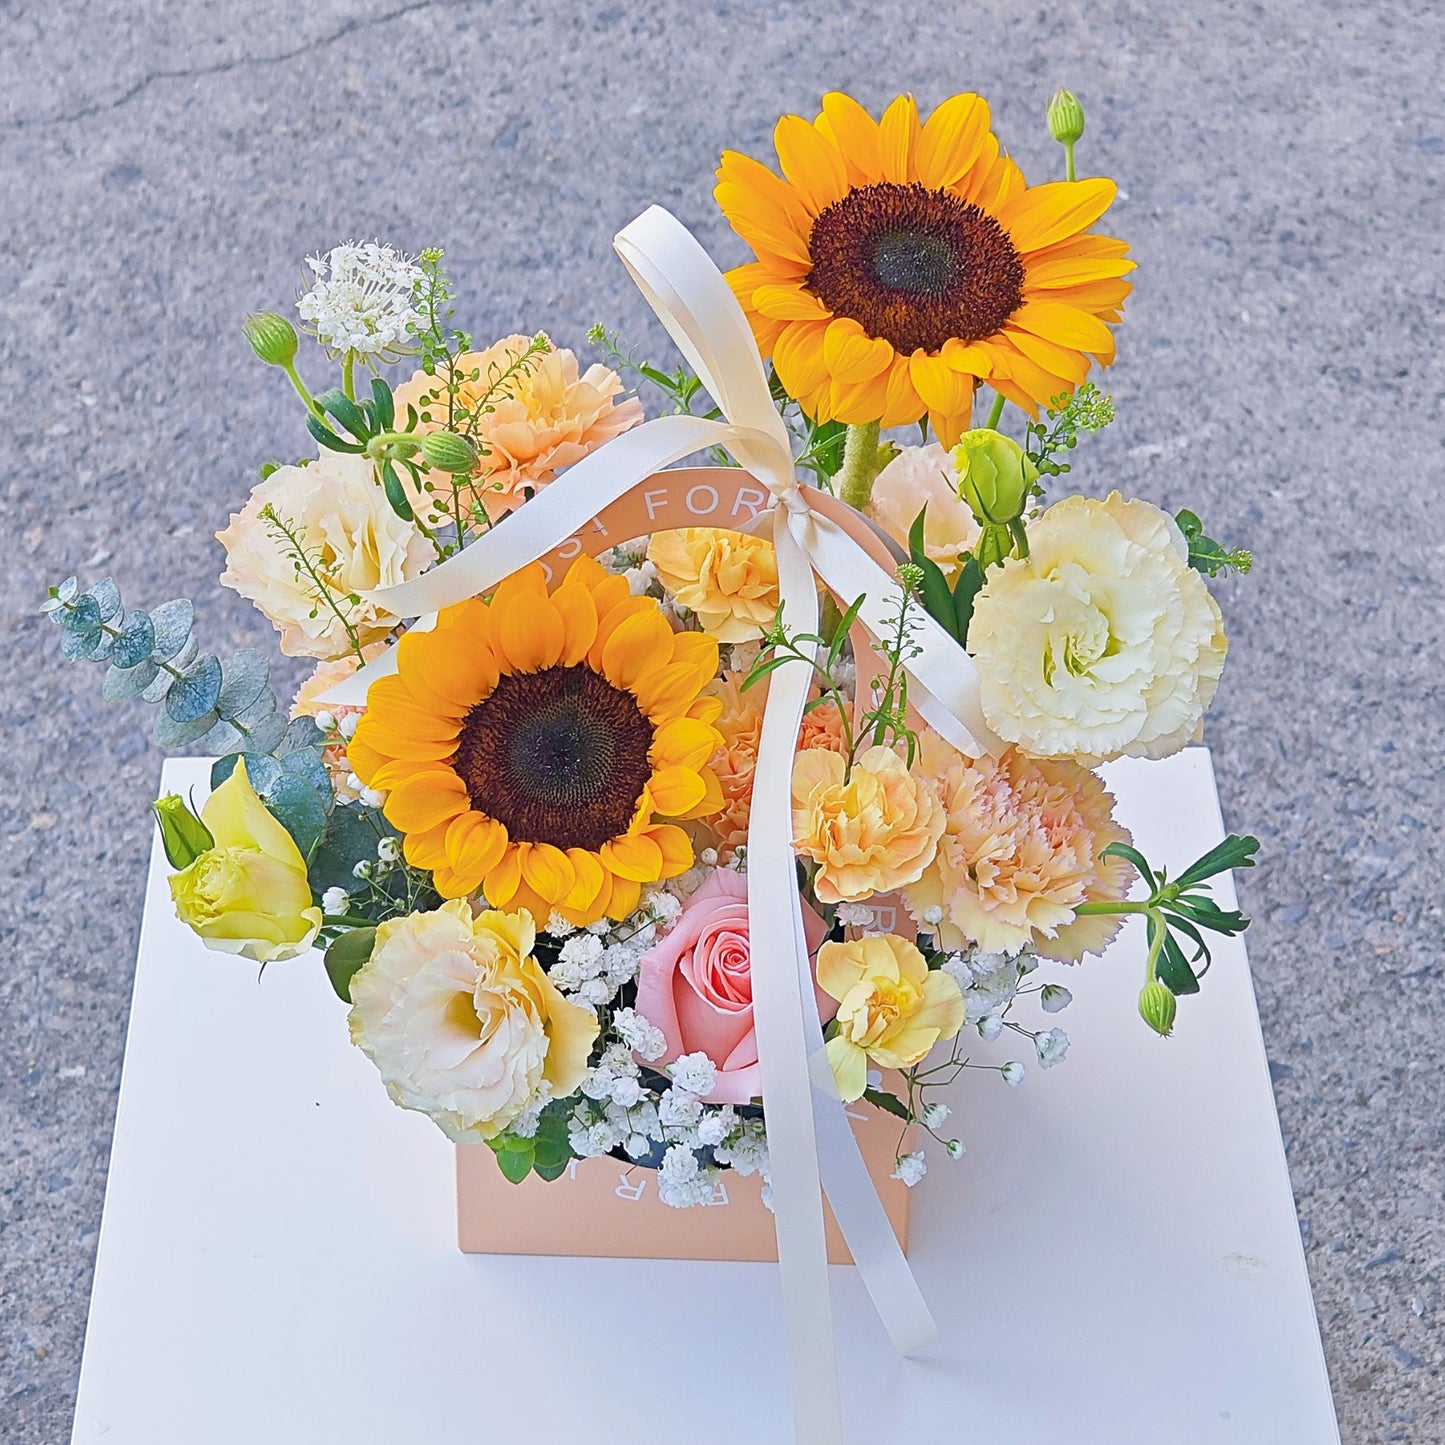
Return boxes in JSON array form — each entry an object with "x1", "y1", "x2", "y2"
[{"x1": 331, "y1": 206, "x2": 1002, "y2": 1444}]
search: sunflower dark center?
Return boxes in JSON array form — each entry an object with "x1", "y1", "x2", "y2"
[
  {"x1": 806, "y1": 181, "x2": 1024, "y2": 354},
  {"x1": 453, "y1": 665, "x2": 655, "y2": 852}
]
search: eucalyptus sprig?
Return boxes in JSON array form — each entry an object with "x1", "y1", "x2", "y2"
[
  {"x1": 1176, "y1": 509, "x2": 1254, "y2": 577},
  {"x1": 1075, "y1": 834, "x2": 1260, "y2": 1034}
]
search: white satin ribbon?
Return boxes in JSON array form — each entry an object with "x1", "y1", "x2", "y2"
[{"x1": 328, "y1": 206, "x2": 1005, "y2": 1441}]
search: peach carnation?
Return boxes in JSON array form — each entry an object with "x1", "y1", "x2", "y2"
[
  {"x1": 647, "y1": 527, "x2": 780, "y2": 643},
  {"x1": 705, "y1": 674, "x2": 764, "y2": 862},
  {"x1": 868, "y1": 442, "x2": 981, "y2": 580},
  {"x1": 904, "y1": 731, "x2": 1134, "y2": 962},
  {"x1": 393, "y1": 334, "x2": 642, "y2": 522},
  {"x1": 792, "y1": 745, "x2": 945, "y2": 904}
]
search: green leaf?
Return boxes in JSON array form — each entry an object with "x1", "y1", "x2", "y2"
[
  {"x1": 64, "y1": 594, "x2": 103, "y2": 633},
  {"x1": 827, "y1": 593, "x2": 865, "y2": 668},
  {"x1": 370, "y1": 377, "x2": 395, "y2": 431},
  {"x1": 60, "y1": 623, "x2": 103, "y2": 661},
  {"x1": 380, "y1": 459, "x2": 414, "y2": 521},
  {"x1": 275, "y1": 716, "x2": 326, "y2": 757},
  {"x1": 306, "y1": 412, "x2": 365, "y2": 454},
  {"x1": 532, "y1": 1156, "x2": 570, "y2": 1182},
  {"x1": 951, "y1": 556, "x2": 983, "y2": 645},
  {"x1": 1154, "y1": 931, "x2": 1201, "y2": 995},
  {"x1": 85, "y1": 579, "x2": 122, "y2": 622},
  {"x1": 1172, "y1": 834, "x2": 1259, "y2": 891},
  {"x1": 1100, "y1": 840, "x2": 1156, "y2": 890},
  {"x1": 152, "y1": 706, "x2": 220, "y2": 749},
  {"x1": 316, "y1": 388, "x2": 373, "y2": 442},
  {"x1": 102, "y1": 658, "x2": 158, "y2": 702},
  {"x1": 309, "y1": 803, "x2": 392, "y2": 896},
  {"x1": 166, "y1": 654, "x2": 224, "y2": 723},
  {"x1": 263, "y1": 773, "x2": 328, "y2": 859},
  {"x1": 863, "y1": 1087, "x2": 912, "y2": 1122},
  {"x1": 906, "y1": 511, "x2": 959, "y2": 642},
  {"x1": 148, "y1": 599, "x2": 195, "y2": 662},
  {"x1": 1175, "y1": 509, "x2": 1253, "y2": 577},
  {"x1": 494, "y1": 1144, "x2": 535, "y2": 1184},
  {"x1": 280, "y1": 746, "x2": 333, "y2": 807},
  {"x1": 323, "y1": 927, "x2": 376, "y2": 1002},
  {"x1": 110, "y1": 611, "x2": 156, "y2": 669},
  {"x1": 215, "y1": 649, "x2": 270, "y2": 718}
]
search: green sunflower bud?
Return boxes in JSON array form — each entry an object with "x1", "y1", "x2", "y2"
[
  {"x1": 1047, "y1": 89, "x2": 1085, "y2": 147},
  {"x1": 421, "y1": 430, "x2": 479, "y2": 475},
  {"x1": 153, "y1": 794, "x2": 215, "y2": 871},
  {"x1": 1138, "y1": 980, "x2": 1178, "y2": 1038},
  {"x1": 241, "y1": 310, "x2": 299, "y2": 368},
  {"x1": 954, "y1": 428, "x2": 1038, "y2": 529}
]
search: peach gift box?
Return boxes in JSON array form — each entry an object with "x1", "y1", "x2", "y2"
[{"x1": 456, "y1": 1093, "x2": 913, "y2": 1264}]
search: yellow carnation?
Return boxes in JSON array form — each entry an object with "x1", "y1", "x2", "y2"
[
  {"x1": 969, "y1": 492, "x2": 1227, "y2": 764},
  {"x1": 347, "y1": 901, "x2": 599, "y2": 1142},
  {"x1": 167, "y1": 759, "x2": 323, "y2": 963},
  {"x1": 904, "y1": 733, "x2": 1134, "y2": 961},
  {"x1": 817, "y1": 933, "x2": 966, "y2": 1102},
  {"x1": 791, "y1": 745, "x2": 945, "y2": 904},
  {"x1": 647, "y1": 527, "x2": 780, "y2": 642}
]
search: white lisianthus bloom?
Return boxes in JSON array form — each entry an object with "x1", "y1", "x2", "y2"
[
  {"x1": 217, "y1": 452, "x2": 432, "y2": 659},
  {"x1": 347, "y1": 900, "x2": 599, "y2": 1143},
  {"x1": 969, "y1": 493, "x2": 1227, "y2": 764}
]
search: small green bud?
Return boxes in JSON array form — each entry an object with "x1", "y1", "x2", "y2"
[
  {"x1": 1138, "y1": 980, "x2": 1178, "y2": 1037},
  {"x1": 954, "y1": 428, "x2": 1038, "y2": 528},
  {"x1": 153, "y1": 794, "x2": 215, "y2": 871},
  {"x1": 241, "y1": 310, "x2": 299, "y2": 368},
  {"x1": 1047, "y1": 89, "x2": 1085, "y2": 147},
  {"x1": 421, "y1": 430, "x2": 480, "y2": 475},
  {"x1": 896, "y1": 561, "x2": 925, "y2": 595}
]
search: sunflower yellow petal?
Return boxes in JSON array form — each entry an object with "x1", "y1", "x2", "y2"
[
  {"x1": 384, "y1": 769, "x2": 470, "y2": 835},
  {"x1": 646, "y1": 824, "x2": 695, "y2": 877},
  {"x1": 817, "y1": 91, "x2": 885, "y2": 184},
  {"x1": 445, "y1": 812, "x2": 508, "y2": 885},
  {"x1": 878, "y1": 94, "x2": 921, "y2": 182},
  {"x1": 484, "y1": 846, "x2": 523, "y2": 907},
  {"x1": 563, "y1": 848, "x2": 607, "y2": 912},
  {"x1": 402, "y1": 820, "x2": 452, "y2": 871},
  {"x1": 520, "y1": 843, "x2": 576, "y2": 903},
  {"x1": 822, "y1": 317, "x2": 894, "y2": 384},
  {"x1": 999, "y1": 177, "x2": 1119, "y2": 253},
  {"x1": 1009, "y1": 299, "x2": 1116, "y2": 353},
  {"x1": 753, "y1": 282, "x2": 833, "y2": 321},
  {"x1": 646, "y1": 766, "x2": 709, "y2": 817},
  {"x1": 553, "y1": 579, "x2": 599, "y2": 665},
  {"x1": 492, "y1": 589, "x2": 565, "y2": 673},
  {"x1": 916, "y1": 92, "x2": 991, "y2": 189},
  {"x1": 652, "y1": 715, "x2": 722, "y2": 771},
  {"x1": 600, "y1": 832, "x2": 664, "y2": 883},
  {"x1": 773, "y1": 318, "x2": 832, "y2": 399},
  {"x1": 600, "y1": 607, "x2": 677, "y2": 690},
  {"x1": 773, "y1": 113, "x2": 850, "y2": 214},
  {"x1": 909, "y1": 350, "x2": 975, "y2": 416}
]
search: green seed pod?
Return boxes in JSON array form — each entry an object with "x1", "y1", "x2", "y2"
[
  {"x1": 421, "y1": 430, "x2": 480, "y2": 475},
  {"x1": 1138, "y1": 980, "x2": 1178, "y2": 1038},
  {"x1": 1047, "y1": 89, "x2": 1086, "y2": 147},
  {"x1": 152, "y1": 794, "x2": 215, "y2": 871},
  {"x1": 954, "y1": 428, "x2": 1038, "y2": 529},
  {"x1": 241, "y1": 310, "x2": 299, "y2": 368}
]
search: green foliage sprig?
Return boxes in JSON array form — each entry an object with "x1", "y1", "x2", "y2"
[
  {"x1": 1176, "y1": 509, "x2": 1254, "y2": 577},
  {"x1": 1025, "y1": 382, "x2": 1115, "y2": 478}
]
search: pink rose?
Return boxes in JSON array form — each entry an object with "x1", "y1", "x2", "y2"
[{"x1": 633, "y1": 871, "x2": 834, "y2": 1105}]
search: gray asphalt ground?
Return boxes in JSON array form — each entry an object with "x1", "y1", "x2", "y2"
[{"x1": 1, "y1": 1, "x2": 1441, "y2": 1440}]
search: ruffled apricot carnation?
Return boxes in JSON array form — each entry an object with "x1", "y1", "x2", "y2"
[
  {"x1": 647, "y1": 528, "x2": 780, "y2": 643},
  {"x1": 792, "y1": 744, "x2": 945, "y2": 904},
  {"x1": 904, "y1": 731, "x2": 1134, "y2": 961},
  {"x1": 868, "y1": 442, "x2": 980, "y2": 580},
  {"x1": 969, "y1": 492, "x2": 1227, "y2": 764},
  {"x1": 703, "y1": 674, "x2": 763, "y2": 863},
  {"x1": 393, "y1": 334, "x2": 643, "y2": 523}
]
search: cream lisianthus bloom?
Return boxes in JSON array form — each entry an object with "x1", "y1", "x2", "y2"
[
  {"x1": 168, "y1": 759, "x2": 323, "y2": 963},
  {"x1": 217, "y1": 451, "x2": 432, "y2": 660},
  {"x1": 868, "y1": 443, "x2": 981, "y2": 580},
  {"x1": 969, "y1": 493, "x2": 1227, "y2": 764},
  {"x1": 792, "y1": 745, "x2": 945, "y2": 904},
  {"x1": 347, "y1": 901, "x2": 599, "y2": 1143},
  {"x1": 817, "y1": 934, "x2": 965, "y2": 1102},
  {"x1": 904, "y1": 733, "x2": 1134, "y2": 961},
  {"x1": 647, "y1": 527, "x2": 780, "y2": 642}
]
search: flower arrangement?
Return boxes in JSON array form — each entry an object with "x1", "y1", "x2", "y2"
[{"x1": 45, "y1": 88, "x2": 1259, "y2": 1211}]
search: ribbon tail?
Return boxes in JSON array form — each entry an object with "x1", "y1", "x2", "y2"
[{"x1": 749, "y1": 515, "x2": 844, "y2": 1445}]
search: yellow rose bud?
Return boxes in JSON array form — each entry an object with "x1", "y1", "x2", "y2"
[
  {"x1": 816, "y1": 933, "x2": 966, "y2": 1102},
  {"x1": 953, "y1": 428, "x2": 1038, "y2": 528},
  {"x1": 168, "y1": 758, "x2": 323, "y2": 963}
]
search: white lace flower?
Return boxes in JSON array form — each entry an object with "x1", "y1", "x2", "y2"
[
  {"x1": 970, "y1": 493, "x2": 1227, "y2": 764},
  {"x1": 297, "y1": 241, "x2": 424, "y2": 358}
]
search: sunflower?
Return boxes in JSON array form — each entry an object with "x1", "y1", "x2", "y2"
[
  {"x1": 716, "y1": 91, "x2": 1133, "y2": 441},
  {"x1": 347, "y1": 557, "x2": 725, "y2": 927}
]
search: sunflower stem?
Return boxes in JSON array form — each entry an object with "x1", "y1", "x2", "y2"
[
  {"x1": 838, "y1": 421, "x2": 884, "y2": 512},
  {"x1": 1064, "y1": 140, "x2": 1077, "y2": 183},
  {"x1": 985, "y1": 391, "x2": 1007, "y2": 429}
]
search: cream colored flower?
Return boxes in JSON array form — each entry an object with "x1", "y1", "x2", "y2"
[
  {"x1": 904, "y1": 732, "x2": 1134, "y2": 961},
  {"x1": 217, "y1": 452, "x2": 432, "y2": 660},
  {"x1": 647, "y1": 527, "x2": 780, "y2": 642},
  {"x1": 817, "y1": 933, "x2": 965, "y2": 1102},
  {"x1": 348, "y1": 901, "x2": 599, "y2": 1143},
  {"x1": 168, "y1": 759, "x2": 323, "y2": 963},
  {"x1": 792, "y1": 745, "x2": 945, "y2": 904},
  {"x1": 393, "y1": 335, "x2": 643, "y2": 522},
  {"x1": 969, "y1": 492, "x2": 1227, "y2": 763},
  {"x1": 868, "y1": 442, "x2": 981, "y2": 580}
]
